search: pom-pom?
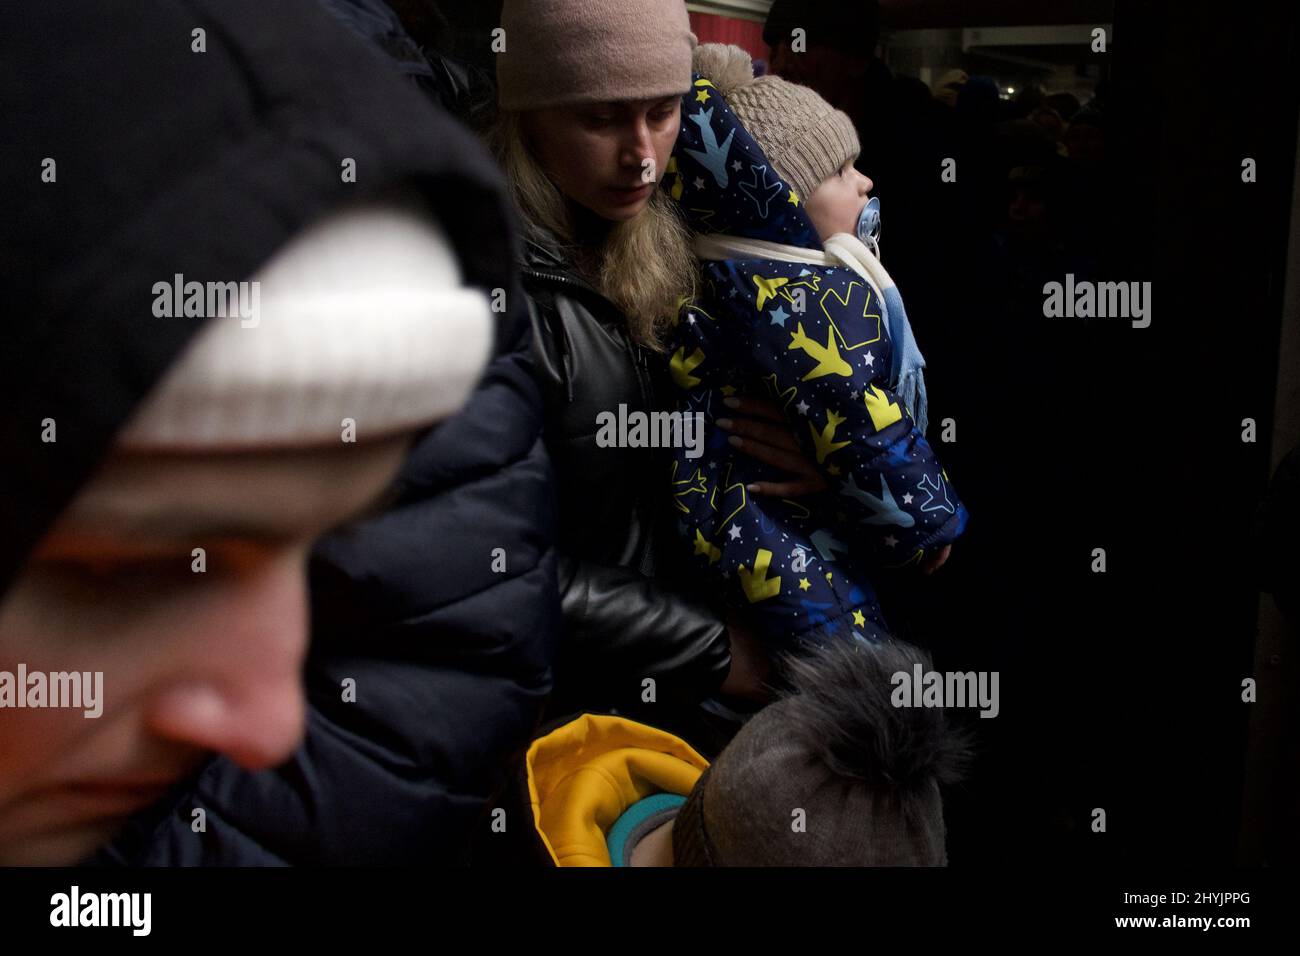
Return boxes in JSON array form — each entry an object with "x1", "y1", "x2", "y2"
[{"x1": 692, "y1": 43, "x2": 756, "y2": 98}]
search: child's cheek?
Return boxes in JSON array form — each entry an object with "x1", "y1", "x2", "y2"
[{"x1": 841, "y1": 194, "x2": 864, "y2": 234}]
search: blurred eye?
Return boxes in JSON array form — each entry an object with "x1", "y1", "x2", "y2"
[
  {"x1": 49, "y1": 556, "x2": 196, "y2": 588},
  {"x1": 29, "y1": 539, "x2": 277, "y2": 597},
  {"x1": 23, "y1": 557, "x2": 200, "y2": 608}
]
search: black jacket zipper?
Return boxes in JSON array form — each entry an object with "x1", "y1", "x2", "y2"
[
  {"x1": 522, "y1": 262, "x2": 665, "y2": 579},
  {"x1": 521, "y1": 265, "x2": 656, "y2": 413}
]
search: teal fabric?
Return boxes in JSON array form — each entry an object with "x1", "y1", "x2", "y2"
[{"x1": 607, "y1": 793, "x2": 687, "y2": 867}]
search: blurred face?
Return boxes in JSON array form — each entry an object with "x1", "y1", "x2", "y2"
[
  {"x1": 0, "y1": 435, "x2": 411, "y2": 864},
  {"x1": 522, "y1": 96, "x2": 682, "y2": 222},
  {"x1": 1065, "y1": 123, "x2": 1105, "y2": 164},
  {"x1": 1009, "y1": 186, "x2": 1047, "y2": 226},
  {"x1": 806, "y1": 159, "x2": 873, "y2": 242},
  {"x1": 1029, "y1": 106, "x2": 1065, "y2": 142}
]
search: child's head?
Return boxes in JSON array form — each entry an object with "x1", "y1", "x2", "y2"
[
  {"x1": 805, "y1": 160, "x2": 875, "y2": 243},
  {"x1": 692, "y1": 44, "x2": 871, "y2": 243},
  {"x1": 670, "y1": 637, "x2": 973, "y2": 866}
]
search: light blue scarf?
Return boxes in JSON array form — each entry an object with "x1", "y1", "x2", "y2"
[
  {"x1": 881, "y1": 279, "x2": 929, "y2": 437},
  {"x1": 820, "y1": 233, "x2": 929, "y2": 436}
]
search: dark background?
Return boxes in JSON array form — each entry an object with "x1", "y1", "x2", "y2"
[{"x1": 869, "y1": 0, "x2": 1300, "y2": 867}]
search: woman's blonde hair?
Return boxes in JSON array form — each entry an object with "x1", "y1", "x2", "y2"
[{"x1": 485, "y1": 109, "x2": 697, "y2": 352}]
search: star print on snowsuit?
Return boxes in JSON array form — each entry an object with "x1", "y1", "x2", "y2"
[{"x1": 662, "y1": 75, "x2": 970, "y2": 647}]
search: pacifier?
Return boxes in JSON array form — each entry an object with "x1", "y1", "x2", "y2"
[{"x1": 855, "y1": 195, "x2": 882, "y2": 247}]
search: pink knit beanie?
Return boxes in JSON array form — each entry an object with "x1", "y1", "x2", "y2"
[{"x1": 496, "y1": 0, "x2": 696, "y2": 112}]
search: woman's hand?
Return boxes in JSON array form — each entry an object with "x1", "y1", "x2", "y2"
[{"x1": 715, "y1": 396, "x2": 828, "y2": 498}]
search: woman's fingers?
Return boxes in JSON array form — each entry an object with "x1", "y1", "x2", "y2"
[
  {"x1": 716, "y1": 415, "x2": 801, "y2": 453},
  {"x1": 716, "y1": 396, "x2": 829, "y2": 497},
  {"x1": 746, "y1": 477, "x2": 827, "y2": 498},
  {"x1": 722, "y1": 395, "x2": 788, "y2": 423},
  {"x1": 716, "y1": 394, "x2": 837, "y2": 497},
  {"x1": 728, "y1": 433, "x2": 830, "y2": 497},
  {"x1": 725, "y1": 433, "x2": 818, "y2": 478}
]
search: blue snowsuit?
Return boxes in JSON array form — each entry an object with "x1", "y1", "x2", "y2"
[{"x1": 663, "y1": 73, "x2": 970, "y2": 646}]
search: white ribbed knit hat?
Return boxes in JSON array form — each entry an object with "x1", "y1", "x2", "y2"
[{"x1": 116, "y1": 199, "x2": 493, "y2": 450}]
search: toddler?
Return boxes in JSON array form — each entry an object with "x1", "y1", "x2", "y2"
[{"x1": 664, "y1": 44, "x2": 969, "y2": 646}]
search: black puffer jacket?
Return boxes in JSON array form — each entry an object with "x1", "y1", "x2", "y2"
[
  {"x1": 3, "y1": 0, "x2": 557, "y2": 865},
  {"x1": 521, "y1": 237, "x2": 732, "y2": 715}
]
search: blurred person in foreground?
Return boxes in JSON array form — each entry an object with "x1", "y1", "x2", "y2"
[{"x1": 0, "y1": 0, "x2": 558, "y2": 865}]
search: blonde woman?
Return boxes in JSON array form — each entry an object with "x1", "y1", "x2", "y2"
[{"x1": 486, "y1": 0, "x2": 823, "y2": 731}]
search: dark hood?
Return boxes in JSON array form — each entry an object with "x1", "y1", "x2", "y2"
[{"x1": 0, "y1": 0, "x2": 520, "y2": 594}]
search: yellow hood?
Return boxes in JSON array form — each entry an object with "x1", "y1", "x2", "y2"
[{"x1": 526, "y1": 714, "x2": 709, "y2": 866}]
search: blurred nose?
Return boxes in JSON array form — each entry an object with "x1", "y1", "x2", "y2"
[
  {"x1": 144, "y1": 554, "x2": 309, "y2": 771},
  {"x1": 620, "y1": 116, "x2": 655, "y2": 174},
  {"x1": 860, "y1": 172, "x2": 874, "y2": 195}
]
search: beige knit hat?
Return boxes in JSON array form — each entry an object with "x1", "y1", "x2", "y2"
[
  {"x1": 693, "y1": 44, "x2": 860, "y2": 201},
  {"x1": 496, "y1": 0, "x2": 696, "y2": 111}
]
